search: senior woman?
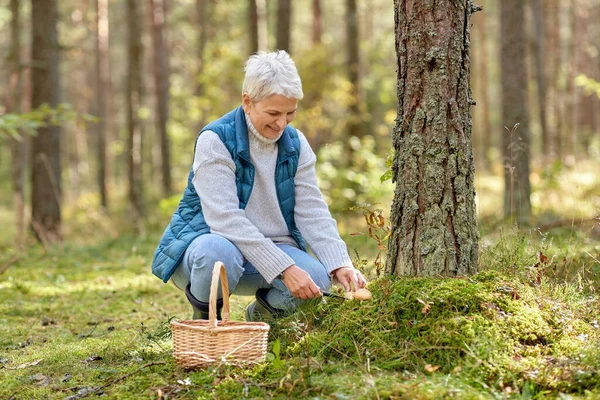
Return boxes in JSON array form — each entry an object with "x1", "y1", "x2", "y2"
[{"x1": 152, "y1": 50, "x2": 367, "y2": 321}]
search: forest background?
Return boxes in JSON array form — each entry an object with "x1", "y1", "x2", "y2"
[{"x1": 0, "y1": 0, "x2": 599, "y2": 399}]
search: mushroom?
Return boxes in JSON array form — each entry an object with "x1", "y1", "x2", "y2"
[{"x1": 353, "y1": 288, "x2": 372, "y2": 300}]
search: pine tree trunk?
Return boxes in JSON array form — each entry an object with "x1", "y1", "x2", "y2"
[
  {"x1": 31, "y1": 0, "x2": 62, "y2": 244},
  {"x1": 386, "y1": 0, "x2": 479, "y2": 277},
  {"x1": 94, "y1": 0, "x2": 109, "y2": 208},
  {"x1": 547, "y1": 0, "x2": 563, "y2": 160},
  {"x1": 248, "y1": 0, "x2": 267, "y2": 54},
  {"x1": 126, "y1": 0, "x2": 145, "y2": 228},
  {"x1": 195, "y1": 0, "x2": 209, "y2": 97},
  {"x1": 346, "y1": 0, "x2": 361, "y2": 139},
  {"x1": 532, "y1": 0, "x2": 549, "y2": 162},
  {"x1": 149, "y1": 0, "x2": 172, "y2": 196},
  {"x1": 501, "y1": 0, "x2": 531, "y2": 224},
  {"x1": 276, "y1": 0, "x2": 291, "y2": 53},
  {"x1": 312, "y1": 0, "x2": 322, "y2": 45},
  {"x1": 248, "y1": 0, "x2": 259, "y2": 54},
  {"x1": 8, "y1": 0, "x2": 26, "y2": 248}
]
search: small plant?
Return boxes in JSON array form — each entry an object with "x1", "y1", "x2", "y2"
[
  {"x1": 350, "y1": 204, "x2": 391, "y2": 276},
  {"x1": 266, "y1": 339, "x2": 285, "y2": 369}
]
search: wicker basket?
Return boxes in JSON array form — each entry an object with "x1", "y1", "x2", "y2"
[{"x1": 171, "y1": 261, "x2": 270, "y2": 368}]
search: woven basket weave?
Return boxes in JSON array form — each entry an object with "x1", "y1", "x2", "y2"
[{"x1": 171, "y1": 261, "x2": 270, "y2": 368}]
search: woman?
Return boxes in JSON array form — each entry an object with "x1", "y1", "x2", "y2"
[{"x1": 152, "y1": 50, "x2": 367, "y2": 320}]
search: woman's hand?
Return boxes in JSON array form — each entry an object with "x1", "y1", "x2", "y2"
[
  {"x1": 281, "y1": 265, "x2": 322, "y2": 299},
  {"x1": 332, "y1": 266, "x2": 367, "y2": 292}
]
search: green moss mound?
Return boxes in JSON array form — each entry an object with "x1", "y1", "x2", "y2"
[{"x1": 274, "y1": 270, "x2": 600, "y2": 394}]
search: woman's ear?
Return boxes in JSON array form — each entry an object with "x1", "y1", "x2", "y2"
[{"x1": 242, "y1": 93, "x2": 252, "y2": 113}]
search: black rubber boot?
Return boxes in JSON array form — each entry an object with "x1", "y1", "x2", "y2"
[
  {"x1": 185, "y1": 283, "x2": 223, "y2": 320},
  {"x1": 245, "y1": 288, "x2": 286, "y2": 322}
]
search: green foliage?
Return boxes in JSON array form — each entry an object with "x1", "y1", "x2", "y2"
[
  {"x1": 316, "y1": 135, "x2": 394, "y2": 214},
  {"x1": 0, "y1": 103, "x2": 96, "y2": 140},
  {"x1": 575, "y1": 74, "x2": 600, "y2": 99},
  {"x1": 281, "y1": 271, "x2": 599, "y2": 395}
]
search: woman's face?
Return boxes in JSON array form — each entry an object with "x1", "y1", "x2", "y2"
[{"x1": 242, "y1": 93, "x2": 298, "y2": 139}]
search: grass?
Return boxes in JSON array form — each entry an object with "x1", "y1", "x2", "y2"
[{"x1": 0, "y1": 162, "x2": 599, "y2": 399}]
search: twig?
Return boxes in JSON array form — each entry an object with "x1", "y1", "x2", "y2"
[{"x1": 0, "y1": 256, "x2": 19, "y2": 275}]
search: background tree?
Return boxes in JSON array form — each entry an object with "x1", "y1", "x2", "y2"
[
  {"x1": 386, "y1": 0, "x2": 479, "y2": 277},
  {"x1": 126, "y1": 0, "x2": 145, "y2": 230},
  {"x1": 30, "y1": 0, "x2": 62, "y2": 244},
  {"x1": 149, "y1": 0, "x2": 172, "y2": 196},
  {"x1": 312, "y1": 0, "x2": 322, "y2": 45},
  {"x1": 248, "y1": 0, "x2": 267, "y2": 54},
  {"x1": 7, "y1": 0, "x2": 26, "y2": 248},
  {"x1": 276, "y1": 0, "x2": 291, "y2": 53},
  {"x1": 501, "y1": 0, "x2": 532, "y2": 224},
  {"x1": 346, "y1": 0, "x2": 361, "y2": 140},
  {"x1": 531, "y1": 0, "x2": 549, "y2": 161},
  {"x1": 94, "y1": 0, "x2": 110, "y2": 208}
]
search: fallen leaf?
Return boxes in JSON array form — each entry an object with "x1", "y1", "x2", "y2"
[
  {"x1": 16, "y1": 359, "x2": 42, "y2": 369},
  {"x1": 83, "y1": 355, "x2": 102, "y2": 363},
  {"x1": 29, "y1": 373, "x2": 50, "y2": 386},
  {"x1": 421, "y1": 303, "x2": 431, "y2": 315},
  {"x1": 424, "y1": 364, "x2": 440, "y2": 373}
]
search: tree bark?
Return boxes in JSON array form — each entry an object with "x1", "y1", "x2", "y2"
[
  {"x1": 276, "y1": 0, "x2": 291, "y2": 53},
  {"x1": 126, "y1": 0, "x2": 145, "y2": 228},
  {"x1": 532, "y1": 0, "x2": 549, "y2": 161},
  {"x1": 386, "y1": 0, "x2": 479, "y2": 277},
  {"x1": 346, "y1": 0, "x2": 361, "y2": 139},
  {"x1": 248, "y1": 0, "x2": 267, "y2": 54},
  {"x1": 547, "y1": 0, "x2": 563, "y2": 160},
  {"x1": 30, "y1": 0, "x2": 62, "y2": 244},
  {"x1": 501, "y1": 0, "x2": 531, "y2": 224},
  {"x1": 149, "y1": 0, "x2": 172, "y2": 196},
  {"x1": 7, "y1": 0, "x2": 26, "y2": 248},
  {"x1": 94, "y1": 0, "x2": 109, "y2": 208},
  {"x1": 312, "y1": 0, "x2": 322, "y2": 45},
  {"x1": 195, "y1": 0, "x2": 209, "y2": 97}
]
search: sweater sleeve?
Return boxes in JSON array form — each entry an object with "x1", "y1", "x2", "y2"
[
  {"x1": 193, "y1": 131, "x2": 295, "y2": 283},
  {"x1": 294, "y1": 131, "x2": 354, "y2": 274}
]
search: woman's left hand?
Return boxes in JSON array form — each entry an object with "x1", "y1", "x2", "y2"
[{"x1": 332, "y1": 267, "x2": 367, "y2": 292}]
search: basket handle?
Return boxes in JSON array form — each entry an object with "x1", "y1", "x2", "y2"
[{"x1": 209, "y1": 261, "x2": 231, "y2": 326}]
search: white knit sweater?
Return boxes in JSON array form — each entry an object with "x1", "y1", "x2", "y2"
[{"x1": 192, "y1": 113, "x2": 353, "y2": 283}]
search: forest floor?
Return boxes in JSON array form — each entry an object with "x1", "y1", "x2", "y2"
[{"x1": 0, "y1": 162, "x2": 599, "y2": 399}]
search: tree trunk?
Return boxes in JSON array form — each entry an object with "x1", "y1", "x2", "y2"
[
  {"x1": 30, "y1": 0, "x2": 62, "y2": 244},
  {"x1": 501, "y1": 0, "x2": 531, "y2": 224},
  {"x1": 346, "y1": 0, "x2": 361, "y2": 139},
  {"x1": 386, "y1": 0, "x2": 479, "y2": 277},
  {"x1": 564, "y1": 0, "x2": 577, "y2": 159},
  {"x1": 532, "y1": 0, "x2": 549, "y2": 162},
  {"x1": 8, "y1": 0, "x2": 26, "y2": 248},
  {"x1": 248, "y1": 0, "x2": 267, "y2": 54},
  {"x1": 195, "y1": 0, "x2": 209, "y2": 97},
  {"x1": 276, "y1": 0, "x2": 291, "y2": 53},
  {"x1": 547, "y1": 0, "x2": 563, "y2": 160},
  {"x1": 126, "y1": 0, "x2": 145, "y2": 228},
  {"x1": 149, "y1": 0, "x2": 172, "y2": 196},
  {"x1": 312, "y1": 0, "x2": 322, "y2": 45},
  {"x1": 249, "y1": 0, "x2": 259, "y2": 54},
  {"x1": 94, "y1": 0, "x2": 109, "y2": 209},
  {"x1": 470, "y1": 7, "x2": 491, "y2": 169}
]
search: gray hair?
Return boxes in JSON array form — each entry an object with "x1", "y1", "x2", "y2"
[{"x1": 242, "y1": 50, "x2": 304, "y2": 102}]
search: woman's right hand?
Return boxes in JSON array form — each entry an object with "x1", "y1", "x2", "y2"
[{"x1": 281, "y1": 265, "x2": 322, "y2": 299}]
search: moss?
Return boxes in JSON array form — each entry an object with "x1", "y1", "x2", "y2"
[{"x1": 276, "y1": 271, "x2": 600, "y2": 395}]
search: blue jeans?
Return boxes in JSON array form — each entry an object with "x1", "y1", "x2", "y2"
[{"x1": 170, "y1": 234, "x2": 331, "y2": 311}]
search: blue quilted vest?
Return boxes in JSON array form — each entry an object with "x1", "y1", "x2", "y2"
[{"x1": 151, "y1": 106, "x2": 306, "y2": 282}]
